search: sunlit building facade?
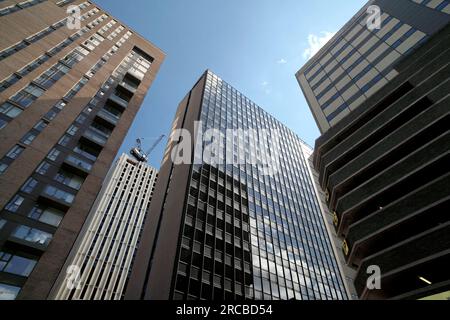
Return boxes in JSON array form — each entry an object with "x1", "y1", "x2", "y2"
[
  {"x1": 0, "y1": 0, "x2": 164, "y2": 299},
  {"x1": 51, "y1": 153, "x2": 158, "y2": 300}
]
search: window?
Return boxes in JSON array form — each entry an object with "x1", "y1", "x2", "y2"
[
  {"x1": 10, "y1": 84, "x2": 44, "y2": 108},
  {"x1": 6, "y1": 145, "x2": 25, "y2": 159},
  {"x1": 0, "y1": 119, "x2": 7, "y2": 130},
  {"x1": 35, "y1": 63, "x2": 70, "y2": 89},
  {"x1": 54, "y1": 101, "x2": 66, "y2": 110},
  {"x1": 66, "y1": 125, "x2": 78, "y2": 136},
  {"x1": 0, "y1": 251, "x2": 37, "y2": 277},
  {"x1": 36, "y1": 161, "x2": 51, "y2": 175},
  {"x1": 0, "y1": 282, "x2": 21, "y2": 300},
  {"x1": 43, "y1": 185, "x2": 75, "y2": 204},
  {"x1": 54, "y1": 170, "x2": 84, "y2": 190},
  {"x1": 28, "y1": 205, "x2": 64, "y2": 227},
  {"x1": 60, "y1": 49, "x2": 85, "y2": 68},
  {"x1": 0, "y1": 73, "x2": 21, "y2": 93},
  {"x1": 64, "y1": 77, "x2": 88, "y2": 100},
  {"x1": 0, "y1": 160, "x2": 10, "y2": 174},
  {"x1": 47, "y1": 148, "x2": 61, "y2": 161},
  {"x1": 58, "y1": 134, "x2": 72, "y2": 147},
  {"x1": 33, "y1": 120, "x2": 48, "y2": 132},
  {"x1": 0, "y1": 219, "x2": 6, "y2": 230},
  {"x1": 0, "y1": 102, "x2": 22, "y2": 118},
  {"x1": 5, "y1": 195, "x2": 24, "y2": 212},
  {"x1": 43, "y1": 108, "x2": 58, "y2": 121},
  {"x1": 12, "y1": 225, "x2": 53, "y2": 247},
  {"x1": 21, "y1": 132, "x2": 37, "y2": 145},
  {"x1": 20, "y1": 178, "x2": 38, "y2": 194}
]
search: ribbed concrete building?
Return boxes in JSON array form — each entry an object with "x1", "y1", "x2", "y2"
[
  {"x1": 0, "y1": 0, "x2": 164, "y2": 300},
  {"x1": 312, "y1": 22, "x2": 450, "y2": 299},
  {"x1": 50, "y1": 153, "x2": 157, "y2": 300},
  {"x1": 296, "y1": 0, "x2": 450, "y2": 133}
]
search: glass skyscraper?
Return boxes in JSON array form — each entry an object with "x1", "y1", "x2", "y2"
[
  {"x1": 126, "y1": 70, "x2": 348, "y2": 300},
  {"x1": 296, "y1": 0, "x2": 450, "y2": 133}
]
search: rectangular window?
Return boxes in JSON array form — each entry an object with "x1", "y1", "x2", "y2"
[
  {"x1": 21, "y1": 131, "x2": 37, "y2": 145},
  {"x1": 5, "y1": 195, "x2": 24, "y2": 212},
  {"x1": 0, "y1": 252, "x2": 37, "y2": 277},
  {"x1": 0, "y1": 102, "x2": 23, "y2": 119},
  {"x1": 12, "y1": 225, "x2": 53, "y2": 247},
  {"x1": 36, "y1": 161, "x2": 51, "y2": 175},
  {"x1": 0, "y1": 73, "x2": 21, "y2": 93},
  {"x1": 20, "y1": 178, "x2": 38, "y2": 194},
  {"x1": 47, "y1": 148, "x2": 61, "y2": 161},
  {"x1": 60, "y1": 49, "x2": 85, "y2": 68},
  {"x1": 54, "y1": 170, "x2": 84, "y2": 190},
  {"x1": 0, "y1": 119, "x2": 7, "y2": 130},
  {"x1": 33, "y1": 119, "x2": 48, "y2": 132},
  {"x1": 58, "y1": 134, "x2": 72, "y2": 147},
  {"x1": 43, "y1": 185, "x2": 75, "y2": 204},
  {"x1": 0, "y1": 282, "x2": 21, "y2": 300},
  {"x1": 10, "y1": 84, "x2": 44, "y2": 108},
  {"x1": 35, "y1": 63, "x2": 70, "y2": 89},
  {"x1": 28, "y1": 205, "x2": 64, "y2": 227},
  {"x1": 6, "y1": 145, "x2": 25, "y2": 160}
]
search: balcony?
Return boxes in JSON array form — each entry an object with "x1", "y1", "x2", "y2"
[
  {"x1": 107, "y1": 93, "x2": 129, "y2": 110},
  {"x1": 118, "y1": 81, "x2": 137, "y2": 94},
  {"x1": 39, "y1": 185, "x2": 75, "y2": 210},
  {"x1": 82, "y1": 129, "x2": 108, "y2": 147},
  {"x1": 63, "y1": 154, "x2": 93, "y2": 176},
  {"x1": 354, "y1": 223, "x2": 450, "y2": 299},
  {"x1": 126, "y1": 68, "x2": 144, "y2": 81},
  {"x1": 96, "y1": 109, "x2": 120, "y2": 126}
]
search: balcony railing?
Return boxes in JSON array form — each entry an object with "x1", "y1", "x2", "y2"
[
  {"x1": 108, "y1": 93, "x2": 129, "y2": 109},
  {"x1": 97, "y1": 109, "x2": 120, "y2": 125},
  {"x1": 126, "y1": 68, "x2": 144, "y2": 81},
  {"x1": 64, "y1": 154, "x2": 93, "y2": 173},
  {"x1": 118, "y1": 81, "x2": 137, "y2": 93},
  {"x1": 41, "y1": 185, "x2": 75, "y2": 207},
  {"x1": 83, "y1": 129, "x2": 107, "y2": 146}
]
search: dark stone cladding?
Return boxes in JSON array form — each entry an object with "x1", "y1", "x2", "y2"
[{"x1": 312, "y1": 23, "x2": 450, "y2": 299}]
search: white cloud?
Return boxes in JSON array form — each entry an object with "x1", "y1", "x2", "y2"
[
  {"x1": 303, "y1": 31, "x2": 336, "y2": 60},
  {"x1": 261, "y1": 81, "x2": 271, "y2": 94},
  {"x1": 276, "y1": 58, "x2": 287, "y2": 64}
]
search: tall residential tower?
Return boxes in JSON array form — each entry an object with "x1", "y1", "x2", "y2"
[{"x1": 0, "y1": 0, "x2": 164, "y2": 299}]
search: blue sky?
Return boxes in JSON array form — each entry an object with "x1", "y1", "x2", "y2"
[{"x1": 95, "y1": 0, "x2": 367, "y2": 169}]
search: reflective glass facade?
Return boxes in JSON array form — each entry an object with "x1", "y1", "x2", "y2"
[
  {"x1": 297, "y1": 0, "x2": 450, "y2": 132},
  {"x1": 171, "y1": 71, "x2": 347, "y2": 300}
]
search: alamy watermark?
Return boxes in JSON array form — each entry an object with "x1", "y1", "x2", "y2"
[
  {"x1": 65, "y1": 264, "x2": 82, "y2": 290},
  {"x1": 366, "y1": 265, "x2": 382, "y2": 290},
  {"x1": 169, "y1": 121, "x2": 281, "y2": 177},
  {"x1": 366, "y1": 5, "x2": 382, "y2": 30},
  {"x1": 66, "y1": 5, "x2": 81, "y2": 30}
]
